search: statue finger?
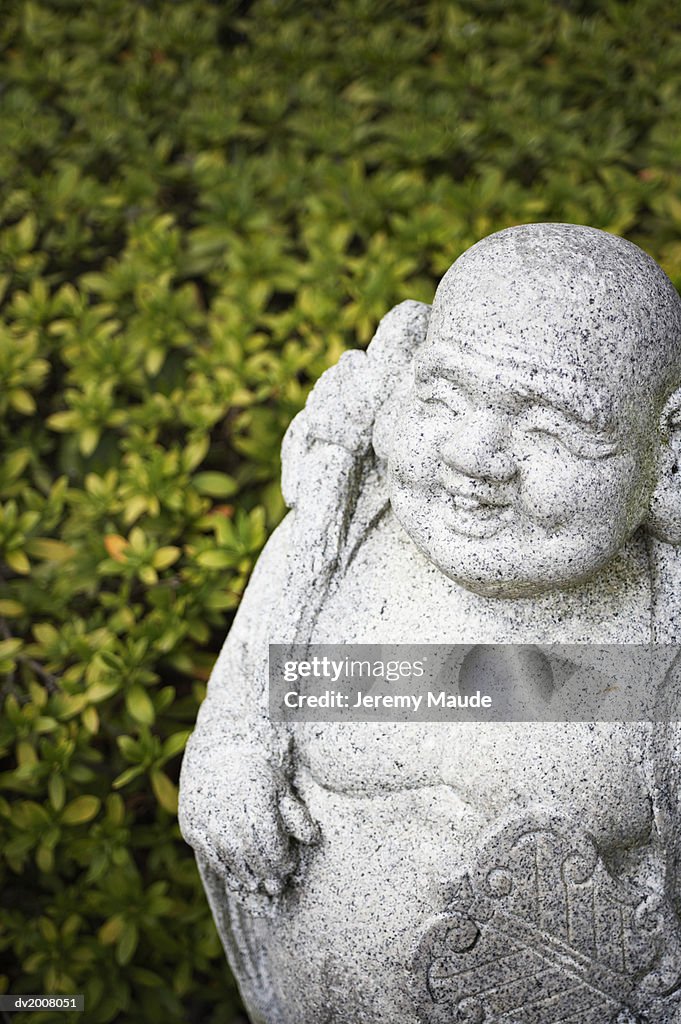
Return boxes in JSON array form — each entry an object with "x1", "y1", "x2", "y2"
[
  {"x1": 244, "y1": 817, "x2": 295, "y2": 880},
  {"x1": 278, "y1": 790, "x2": 320, "y2": 845},
  {"x1": 193, "y1": 831, "x2": 238, "y2": 880}
]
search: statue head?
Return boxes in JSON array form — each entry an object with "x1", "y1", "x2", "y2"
[{"x1": 388, "y1": 223, "x2": 681, "y2": 598}]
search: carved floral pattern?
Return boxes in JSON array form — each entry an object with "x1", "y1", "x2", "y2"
[{"x1": 413, "y1": 816, "x2": 681, "y2": 1023}]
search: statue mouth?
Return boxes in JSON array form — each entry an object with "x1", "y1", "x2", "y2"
[{"x1": 441, "y1": 487, "x2": 516, "y2": 538}]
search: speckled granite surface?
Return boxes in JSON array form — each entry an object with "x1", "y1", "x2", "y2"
[{"x1": 180, "y1": 225, "x2": 681, "y2": 1023}]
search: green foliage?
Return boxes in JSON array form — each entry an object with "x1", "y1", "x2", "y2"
[{"x1": 2, "y1": 0, "x2": 681, "y2": 1020}]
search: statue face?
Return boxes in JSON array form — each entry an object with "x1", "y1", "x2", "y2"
[{"x1": 387, "y1": 317, "x2": 660, "y2": 598}]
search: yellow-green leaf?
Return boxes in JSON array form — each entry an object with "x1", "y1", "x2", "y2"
[
  {"x1": 162, "y1": 730, "x2": 191, "y2": 759},
  {"x1": 25, "y1": 538, "x2": 76, "y2": 562},
  {"x1": 0, "y1": 599, "x2": 26, "y2": 616},
  {"x1": 152, "y1": 546, "x2": 180, "y2": 570},
  {"x1": 61, "y1": 795, "x2": 101, "y2": 825},
  {"x1": 36, "y1": 843, "x2": 54, "y2": 873},
  {"x1": 183, "y1": 436, "x2": 209, "y2": 472},
  {"x1": 129, "y1": 526, "x2": 146, "y2": 552},
  {"x1": 86, "y1": 679, "x2": 119, "y2": 703},
  {"x1": 125, "y1": 685, "x2": 154, "y2": 725},
  {"x1": 6, "y1": 550, "x2": 30, "y2": 574},
  {"x1": 193, "y1": 472, "x2": 238, "y2": 498},
  {"x1": 81, "y1": 705, "x2": 99, "y2": 733},
  {"x1": 33, "y1": 622, "x2": 59, "y2": 645},
  {"x1": 17, "y1": 740, "x2": 37, "y2": 766},
  {"x1": 46, "y1": 411, "x2": 79, "y2": 431},
  {"x1": 116, "y1": 922, "x2": 138, "y2": 966},
  {"x1": 16, "y1": 212, "x2": 37, "y2": 249},
  {"x1": 144, "y1": 348, "x2": 164, "y2": 375},
  {"x1": 151, "y1": 770, "x2": 178, "y2": 814},
  {"x1": 48, "y1": 774, "x2": 65, "y2": 812},
  {"x1": 99, "y1": 914, "x2": 125, "y2": 945},
  {"x1": 4, "y1": 449, "x2": 30, "y2": 481},
  {"x1": 10, "y1": 389, "x2": 36, "y2": 415},
  {"x1": 0, "y1": 637, "x2": 23, "y2": 659},
  {"x1": 138, "y1": 565, "x2": 158, "y2": 586},
  {"x1": 123, "y1": 496, "x2": 148, "y2": 524},
  {"x1": 79, "y1": 427, "x2": 100, "y2": 456},
  {"x1": 196, "y1": 549, "x2": 233, "y2": 569}
]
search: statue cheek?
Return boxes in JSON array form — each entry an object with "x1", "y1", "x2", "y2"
[
  {"x1": 516, "y1": 462, "x2": 586, "y2": 530},
  {"x1": 520, "y1": 458, "x2": 642, "y2": 539},
  {"x1": 388, "y1": 408, "x2": 443, "y2": 484}
]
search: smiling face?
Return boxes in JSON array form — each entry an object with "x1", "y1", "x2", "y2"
[
  {"x1": 387, "y1": 224, "x2": 681, "y2": 597},
  {"x1": 389, "y1": 337, "x2": 656, "y2": 596}
]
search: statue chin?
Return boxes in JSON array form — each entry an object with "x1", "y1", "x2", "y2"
[
  {"x1": 425, "y1": 546, "x2": 631, "y2": 600},
  {"x1": 392, "y1": 504, "x2": 641, "y2": 602},
  {"x1": 437, "y1": 570, "x2": 567, "y2": 600}
]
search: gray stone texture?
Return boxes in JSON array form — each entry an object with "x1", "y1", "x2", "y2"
[{"x1": 179, "y1": 224, "x2": 681, "y2": 1022}]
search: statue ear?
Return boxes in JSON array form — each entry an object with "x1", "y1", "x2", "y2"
[
  {"x1": 648, "y1": 388, "x2": 681, "y2": 545},
  {"x1": 369, "y1": 300, "x2": 430, "y2": 462}
]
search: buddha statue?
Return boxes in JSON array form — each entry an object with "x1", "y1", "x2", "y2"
[{"x1": 180, "y1": 223, "x2": 681, "y2": 1023}]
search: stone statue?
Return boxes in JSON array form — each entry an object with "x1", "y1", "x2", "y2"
[{"x1": 179, "y1": 224, "x2": 681, "y2": 1023}]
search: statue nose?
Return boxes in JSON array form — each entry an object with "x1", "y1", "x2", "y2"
[{"x1": 440, "y1": 410, "x2": 517, "y2": 483}]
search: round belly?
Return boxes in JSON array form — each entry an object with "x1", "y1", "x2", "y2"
[
  {"x1": 266, "y1": 731, "x2": 657, "y2": 1024},
  {"x1": 295, "y1": 721, "x2": 441, "y2": 794},
  {"x1": 439, "y1": 720, "x2": 654, "y2": 855},
  {"x1": 295, "y1": 720, "x2": 653, "y2": 854},
  {"x1": 267, "y1": 775, "x2": 480, "y2": 1024}
]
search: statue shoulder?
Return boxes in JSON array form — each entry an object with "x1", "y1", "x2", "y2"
[
  {"x1": 281, "y1": 299, "x2": 430, "y2": 510},
  {"x1": 275, "y1": 301, "x2": 430, "y2": 643}
]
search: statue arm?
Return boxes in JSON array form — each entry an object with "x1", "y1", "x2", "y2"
[
  {"x1": 179, "y1": 299, "x2": 431, "y2": 898},
  {"x1": 179, "y1": 514, "x2": 318, "y2": 898}
]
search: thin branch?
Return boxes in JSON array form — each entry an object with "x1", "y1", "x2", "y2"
[
  {"x1": 18, "y1": 655, "x2": 61, "y2": 694},
  {"x1": 0, "y1": 617, "x2": 61, "y2": 694}
]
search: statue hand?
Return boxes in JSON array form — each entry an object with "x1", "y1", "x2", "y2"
[
  {"x1": 304, "y1": 349, "x2": 379, "y2": 453},
  {"x1": 179, "y1": 741, "x2": 319, "y2": 898}
]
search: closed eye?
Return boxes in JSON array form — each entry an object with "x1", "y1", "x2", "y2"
[
  {"x1": 414, "y1": 377, "x2": 470, "y2": 415},
  {"x1": 518, "y1": 406, "x2": 618, "y2": 459}
]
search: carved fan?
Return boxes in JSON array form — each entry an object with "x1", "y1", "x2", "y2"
[{"x1": 412, "y1": 815, "x2": 681, "y2": 1024}]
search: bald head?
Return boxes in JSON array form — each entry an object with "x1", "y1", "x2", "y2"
[{"x1": 429, "y1": 223, "x2": 681, "y2": 412}]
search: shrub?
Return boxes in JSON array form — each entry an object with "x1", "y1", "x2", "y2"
[{"x1": 2, "y1": 1, "x2": 681, "y2": 1021}]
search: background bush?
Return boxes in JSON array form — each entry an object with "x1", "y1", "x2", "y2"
[{"x1": 2, "y1": 1, "x2": 681, "y2": 1020}]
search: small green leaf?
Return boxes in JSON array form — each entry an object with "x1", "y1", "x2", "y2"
[
  {"x1": 25, "y1": 538, "x2": 76, "y2": 562},
  {"x1": 36, "y1": 843, "x2": 54, "y2": 873},
  {"x1": 61, "y1": 795, "x2": 101, "y2": 825},
  {"x1": 125, "y1": 685, "x2": 154, "y2": 725},
  {"x1": 46, "y1": 411, "x2": 79, "y2": 431},
  {"x1": 196, "y1": 549, "x2": 233, "y2": 569},
  {"x1": 6, "y1": 551, "x2": 30, "y2": 574},
  {"x1": 161, "y1": 730, "x2": 191, "y2": 760},
  {"x1": 99, "y1": 914, "x2": 125, "y2": 945},
  {"x1": 183, "y1": 436, "x2": 210, "y2": 471},
  {"x1": 193, "y1": 472, "x2": 238, "y2": 498},
  {"x1": 10, "y1": 389, "x2": 36, "y2": 415},
  {"x1": 0, "y1": 600, "x2": 26, "y2": 616},
  {"x1": 112, "y1": 765, "x2": 145, "y2": 789},
  {"x1": 116, "y1": 922, "x2": 138, "y2": 966},
  {"x1": 151, "y1": 770, "x2": 178, "y2": 814},
  {"x1": 79, "y1": 427, "x2": 100, "y2": 456},
  {"x1": 48, "y1": 775, "x2": 65, "y2": 812},
  {"x1": 0, "y1": 637, "x2": 23, "y2": 659},
  {"x1": 152, "y1": 546, "x2": 180, "y2": 570}
]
